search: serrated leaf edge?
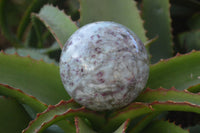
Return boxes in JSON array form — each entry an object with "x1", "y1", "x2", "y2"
[
  {"x1": 151, "y1": 50, "x2": 198, "y2": 66},
  {"x1": 0, "y1": 50, "x2": 57, "y2": 66},
  {"x1": 111, "y1": 100, "x2": 200, "y2": 120},
  {"x1": 104, "y1": 100, "x2": 200, "y2": 132},
  {"x1": 22, "y1": 99, "x2": 77, "y2": 133},
  {"x1": 0, "y1": 83, "x2": 47, "y2": 112},
  {"x1": 142, "y1": 87, "x2": 200, "y2": 96},
  {"x1": 23, "y1": 100, "x2": 105, "y2": 133},
  {"x1": 32, "y1": 4, "x2": 79, "y2": 49}
]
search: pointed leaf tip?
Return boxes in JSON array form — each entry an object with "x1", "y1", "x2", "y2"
[
  {"x1": 113, "y1": 119, "x2": 130, "y2": 133},
  {"x1": 75, "y1": 117, "x2": 96, "y2": 133}
]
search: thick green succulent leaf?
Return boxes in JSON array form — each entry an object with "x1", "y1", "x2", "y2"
[
  {"x1": 0, "y1": 84, "x2": 76, "y2": 133},
  {"x1": 80, "y1": 0, "x2": 148, "y2": 43},
  {"x1": 75, "y1": 117, "x2": 96, "y2": 133},
  {"x1": 33, "y1": 5, "x2": 78, "y2": 48},
  {"x1": 136, "y1": 88, "x2": 200, "y2": 104},
  {"x1": 104, "y1": 100, "x2": 200, "y2": 132},
  {"x1": 141, "y1": 120, "x2": 189, "y2": 133},
  {"x1": 113, "y1": 119, "x2": 130, "y2": 133},
  {"x1": 0, "y1": 97, "x2": 31, "y2": 133},
  {"x1": 23, "y1": 100, "x2": 105, "y2": 133},
  {"x1": 178, "y1": 30, "x2": 200, "y2": 52},
  {"x1": 142, "y1": 0, "x2": 173, "y2": 63},
  {"x1": 5, "y1": 48, "x2": 57, "y2": 64},
  {"x1": 187, "y1": 13, "x2": 200, "y2": 30},
  {"x1": 147, "y1": 51, "x2": 200, "y2": 90},
  {"x1": 0, "y1": 52, "x2": 70, "y2": 105},
  {"x1": 23, "y1": 100, "x2": 78, "y2": 133},
  {"x1": 0, "y1": 83, "x2": 47, "y2": 112}
]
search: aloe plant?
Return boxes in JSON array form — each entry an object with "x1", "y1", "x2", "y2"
[{"x1": 0, "y1": 0, "x2": 200, "y2": 133}]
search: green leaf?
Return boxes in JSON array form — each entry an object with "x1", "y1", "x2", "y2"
[
  {"x1": 142, "y1": 0, "x2": 173, "y2": 63},
  {"x1": 147, "y1": 51, "x2": 200, "y2": 90},
  {"x1": 31, "y1": 16, "x2": 43, "y2": 48},
  {"x1": 0, "y1": 84, "x2": 76, "y2": 133},
  {"x1": 104, "y1": 100, "x2": 200, "y2": 132},
  {"x1": 0, "y1": 52, "x2": 70, "y2": 105},
  {"x1": 33, "y1": 5, "x2": 78, "y2": 48},
  {"x1": 80, "y1": 0, "x2": 148, "y2": 43},
  {"x1": 113, "y1": 119, "x2": 130, "y2": 133},
  {"x1": 0, "y1": 83, "x2": 47, "y2": 112},
  {"x1": 5, "y1": 48, "x2": 57, "y2": 64},
  {"x1": 75, "y1": 117, "x2": 96, "y2": 133},
  {"x1": 16, "y1": 0, "x2": 50, "y2": 40},
  {"x1": 0, "y1": 97, "x2": 31, "y2": 133},
  {"x1": 187, "y1": 13, "x2": 200, "y2": 30},
  {"x1": 136, "y1": 88, "x2": 200, "y2": 104},
  {"x1": 23, "y1": 25, "x2": 38, "y2": 47},
  {"x1": 102, "y1": 103, "x2": 152, "y2": 133},
  {"x1": 141, "y1": 120, "x2": 189, "y2": 133},
  {"x1": 0, "y1": 0, "x2": 21, "y2": 47},
  {"x1": 178, "y1": 30, "x2": 200, "y2": 52},
  {"x1": 23, "y1": 100, "x2": 105, "y2": 133}
]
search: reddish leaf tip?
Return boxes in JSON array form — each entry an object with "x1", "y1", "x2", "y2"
[
  {"x1": 39, "y1": 58, "x2": 44, "y2": 61},
  {"x1": 176, "y1": 52, "x2": 181, "y2": 56},
  {"x1": 122, "y1": 119, "x2": 130, "y2": 133},
  {"x1": 148, "y1": 105, "x2": 154, "y2": 111},
  {"x1": 14, "y1": 51, "x2": 19, "y2": 56},
  {"x1": 75, "y1": 117, "x2": 80, "y2": 133},
  {"x1": 27, "y1": 54, "x2": 31, "y2": 58},
  {"x1": 191, "y1": 49, "x2": 197, "y2": 52}
]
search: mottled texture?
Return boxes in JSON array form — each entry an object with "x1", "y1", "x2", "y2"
[{"x1": 60, "y1": 21, "x2": 149, "y2": 111}]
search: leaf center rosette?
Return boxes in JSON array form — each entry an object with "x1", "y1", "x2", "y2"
[{"x1": 60, "y1": 21, "x2": 149, "y2": 111}]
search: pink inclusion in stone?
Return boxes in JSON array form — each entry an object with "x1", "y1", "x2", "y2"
[{"x1": 60, "y1": 21, "x2": 149, "y2": 111}]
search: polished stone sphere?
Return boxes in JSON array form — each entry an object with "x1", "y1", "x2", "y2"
[{"x1": 60, "y1": 21, "x2": 149, "y2": 111}]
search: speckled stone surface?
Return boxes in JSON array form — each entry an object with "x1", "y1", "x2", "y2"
[{"x1": 60, "y1": 21, "x2": 149, "y2": 111}]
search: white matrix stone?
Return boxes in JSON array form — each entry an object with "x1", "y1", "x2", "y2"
[{"x1": 60, "y1": 21, "x2": 149, "y2": 111}]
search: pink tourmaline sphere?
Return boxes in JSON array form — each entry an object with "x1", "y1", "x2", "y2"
[{"x1": 60, "y1": 21, "x2": 149, "y2": 111}]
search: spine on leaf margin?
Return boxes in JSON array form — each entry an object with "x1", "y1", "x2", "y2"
[
  {"x1": 102, "y1": 87, "x2": 200, "y2": 132},
  {"x1": 22, "y1": 100, "x2": 105, "y2": 133}
]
